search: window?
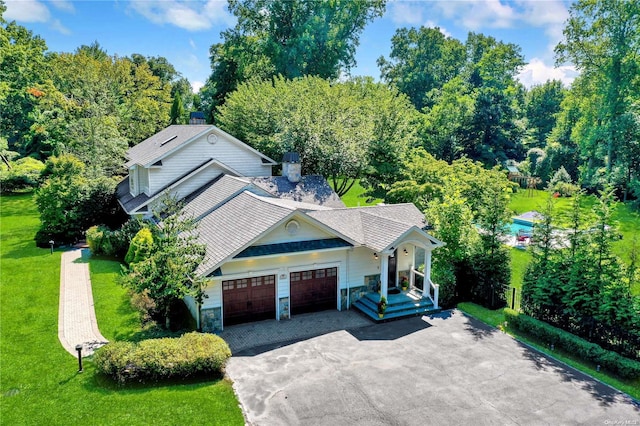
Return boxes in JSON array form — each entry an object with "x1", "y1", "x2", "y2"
[
  {"x1": 129, "y1": 168, "x2": 137, "y2": 195},
  {"x1": 302, "y1": 271, "x2": 312, "y2": 280}
]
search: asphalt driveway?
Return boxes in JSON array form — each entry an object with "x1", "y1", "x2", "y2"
[{"x1": 225, "y1": 309, "x2": 639, "y2": 425}]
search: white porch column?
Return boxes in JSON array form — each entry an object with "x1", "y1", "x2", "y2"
[
  {"x1": 380, "y1": 253, "x2": 389, "y2": 299},
  {"x1": 425, "y1": 249, "x2": 432, "y2": 284}
]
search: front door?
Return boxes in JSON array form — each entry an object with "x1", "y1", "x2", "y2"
[{"x1": 388, "y1": 249, "x2": 398, "y2": 288}]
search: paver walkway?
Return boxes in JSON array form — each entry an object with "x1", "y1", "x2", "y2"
[
  {"x1": 220, "y1": 310, "x2": 372, "y2": 354},
  {"x1": 58, "y1": 248, "x2": 108, "y2": 357}
]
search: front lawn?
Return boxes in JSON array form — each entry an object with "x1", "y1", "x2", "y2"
[
  {"x1": 0, "y1": 194, "x2": 244, "y2": 425},
  {"x1": 457, "y1": 303, "x2": 640, "y2": 401}
]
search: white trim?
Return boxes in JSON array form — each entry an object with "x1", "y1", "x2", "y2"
[
  {"x1": 287, "y1": 261, "x2": 341, "y2": 273},
  {"x1": 227, "y1": 245, "x2": 351, "y2": 263},
  {"x1": 131, "y1": 159, "x2": 242, "y2": 214},
  {"x1": 379, "y1": 226, "x2": 445, "y2": 253},
  {"x1": 216, "y1": 268, "x2": 280, "y2": 281},
  {"x1": 287, "y1": 262, "x2": 341, "y2": 316},
  {"x1": 141, "y1": 126, "x2": 277, "y2": 167},
  {"x1": 201, "y1": 204, "x2": 361, "y2": 276},
  {"x1": 215, "y1": 269, "x2": 280, "y2": 331}
]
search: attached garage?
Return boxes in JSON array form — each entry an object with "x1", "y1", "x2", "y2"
[
  {"x1": 290, "y1": 267, "x2": 338, "y2": 315},
  {"x1": 223, "y1": 275, "x2": 276, "y2": 326}
]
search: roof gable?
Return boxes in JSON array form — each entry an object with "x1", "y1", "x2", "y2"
[
  {"x1": 307, "y1": 203, "x2": 435, "y2": 252},
  {"x1": 125, "y1": 125, "x2": 277, "y2": 168}
]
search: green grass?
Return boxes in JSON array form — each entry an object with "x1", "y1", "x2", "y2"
[
  {"x1": 457, "y1": 303, "x2": 640, "y2": 400},
  {"x1": 509, "y1": 189, "x2": 640, "y2": 295},
  {"x1": 332, "y1": 179, "x2": 382, "y2": 207},
  {"x1": 510, "y1": 248, "x2": 531, "y2": 292},
  {"x1": 0, "y1": 194, "x2": 244, "y2": 425}
]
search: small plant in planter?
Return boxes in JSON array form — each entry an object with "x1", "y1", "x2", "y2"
[
  {"x1": 400, "y1": 276, "x2": 409, "y2": 291},
  {"x1": 377, "y1": 296, "x2": 387, "y2": 318}
]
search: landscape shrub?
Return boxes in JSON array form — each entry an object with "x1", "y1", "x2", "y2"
[
  {"x1": 86, "y1": 225, "x2": 109, "y2": 254},
  {"x1": 94, "y1": 332, "x2": 232, "y2": 384},
  {"x1": 0, "y1": 157, "x2": 45, "y2": 193},
  {"x1": 85, "y1": 219, "x2": 144, "y2": 258},
  {"x1": 124, "y1": 227, "x2": 153, "y2": 264},
  {"x1": 129, "y1": 289, "x2": 157, "y2": 325},
  {"x1": 505, "y1": 309, "x2": 640, "y2": 379},
  {"x1": 547, "y1": 166, "x2": 578, "y2": 197}
]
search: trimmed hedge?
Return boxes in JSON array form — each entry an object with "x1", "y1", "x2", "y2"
[
  {"x1": 94, "y1": 332, "x2": 232, "y2": 384},
  {"x1": 505, "y1": 309, "x2": 640, "y2": 380}
]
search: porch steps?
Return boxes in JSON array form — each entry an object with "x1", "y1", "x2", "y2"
[{"x1": 352, "y1": 291, "x2": 441, "y2": 322}]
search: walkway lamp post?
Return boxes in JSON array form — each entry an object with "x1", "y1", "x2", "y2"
[
  {"x1": 75, "y1": 344, "x2": 83, "y2": 373},
  {"x1": 49, "y1": 240, "x2": 54, "y2": 255}
]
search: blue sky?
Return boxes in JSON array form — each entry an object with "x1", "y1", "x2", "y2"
[{"x1": 4, "y1": 0, "x2": 579, "y2": 92}]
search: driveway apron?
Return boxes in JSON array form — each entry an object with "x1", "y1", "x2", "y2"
[{"x1": 226, "y1": 309, "x2": 639, "y2": 425}]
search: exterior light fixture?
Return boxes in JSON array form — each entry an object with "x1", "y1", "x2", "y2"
[
  {"x1": 403, "y1": 248, "x2": 408, "y2": 256},
  {"x1": 75, "y1": 344, "x2": 83, "y2": 373},
  {"x1": 373, "y1": 253, "x2": 378, "y2": 260},
  {"x1": 49, "y1": 240, "x2": 54, "y2": 255}
]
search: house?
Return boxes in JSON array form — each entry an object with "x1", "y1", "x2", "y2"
[{"x1": 117, "y1": 124, "x2": 443, "y2": 332}]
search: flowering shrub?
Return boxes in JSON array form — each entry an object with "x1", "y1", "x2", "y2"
[{"x1": 377, "y1": 296, "x2": 387, "y2": 314}]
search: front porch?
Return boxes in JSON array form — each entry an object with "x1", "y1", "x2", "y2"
[
  {"x1": 352, "y1": 239, "x2": 442, "y2": 322},
  {"x1": 352, "y1": 289, "x2": 441, "y2": 322}
]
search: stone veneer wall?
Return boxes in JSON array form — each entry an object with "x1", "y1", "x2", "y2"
[
  {"x1": 340, "y1": 274, "x2": 381, "y2": 309},
  {"x1": 200, "y1": 307, "x2": 222, "y2": 332},
  {"x1": 364, "y1": 274, "x2": 381, "y2": 293}
]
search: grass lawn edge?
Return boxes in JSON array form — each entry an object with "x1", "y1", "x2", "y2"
[{"x1": 457, "y1": 303, "x2": 640, "y2": 402}]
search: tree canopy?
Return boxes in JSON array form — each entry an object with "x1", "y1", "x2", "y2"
[
  {"x1": 200, "y1": 0, "x2": 386, "y2": 116},
  {"x1": 216, "y1": 75, "x2": 419, "y2": 196}
]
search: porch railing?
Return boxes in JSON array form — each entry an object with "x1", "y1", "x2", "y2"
[{"x1": 410, "y1": 268, "x2": 439, "y2": 309}]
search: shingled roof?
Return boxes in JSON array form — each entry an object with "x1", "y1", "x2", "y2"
[
  {"x1": 182, "y1": 174, "x2": 251, "y2": 220},
  {"x1": 249, "y1": 176, "x2": 346, "y2": 208},
  {"x1": 195, "y1": 191, "x2": 295, "y2": 275},
  {"x1": 125, "y1": 125, "x2": 277, "y2": 168},
  {"x1": 307, "y1": 203, "x2": 435, "y2": 252}
]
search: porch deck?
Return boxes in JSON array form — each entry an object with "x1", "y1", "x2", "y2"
[{"x1": 352, "y1": 289, "x2": 441, "y2": 322}]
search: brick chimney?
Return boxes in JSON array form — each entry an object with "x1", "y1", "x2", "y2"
[{"x1": 282, "y1": 152, "x2": 301, "y2": 183}]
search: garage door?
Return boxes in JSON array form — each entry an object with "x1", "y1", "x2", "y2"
[
  {"x1": 223, "y1": 275, "x2": 276, "y2": 326},
  {"x1": 290, "y1": 267, "x2": 337, "y2": 315}
]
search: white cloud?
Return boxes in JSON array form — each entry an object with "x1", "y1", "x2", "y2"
[
  {"x1": 50, "y1": 18, "x2": 71, "y2": 35},
  {"x1": 425, "y1": 20, "x2": 451, "y2": 38},
  {"x1": 129, "y1": 0, "x2": 235, "y2": 31},
  {"x1": 436, "y1": 0, "x2": 517, "y2": 30},
  {"x1": 189, "y1": 39, "x2": 197, "y2": 50},
  {"x1": 516, "y1": 0, "x2": 569, "y2": 57},
  {"x1": 389, "y1": 1, "x2": 424, "y2": 25},
  {"x1": 517, "y1": 58, "x2": 578, "y2": 88},
  {"x1": 50, "y1": 0, "x2": 75, "y2": 13},
  {"x1": 4, "y1": 1, "x2": 51, "y2": 23},
  {"x1": 191, "y1": 80, "x2": 205, "y2": 93}
]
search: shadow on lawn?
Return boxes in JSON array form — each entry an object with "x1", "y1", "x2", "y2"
[{"x1": 519, "y1": 342, "x2": 640, "y2": 410}]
